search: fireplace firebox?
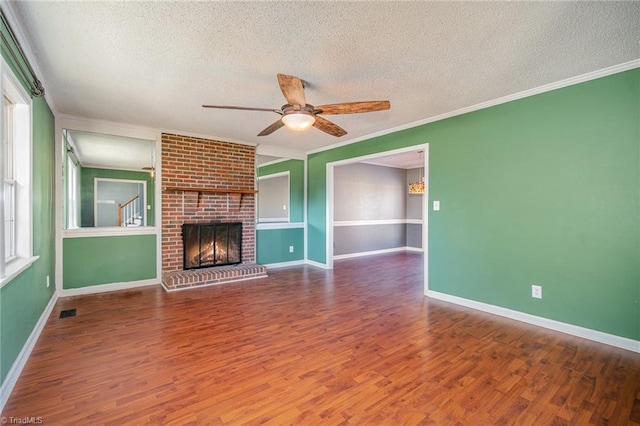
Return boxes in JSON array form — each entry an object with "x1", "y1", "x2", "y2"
[{"x1": 182, "y1": 222, "x2": 242, "y2": 270}]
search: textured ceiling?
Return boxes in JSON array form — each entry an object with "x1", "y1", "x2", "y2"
[
  {"x1": 67, "y1": 130, "x2": 155, "y2": 171},
  {"x1": 6, "y1": 1, "x2": 640, "y2": 156}
]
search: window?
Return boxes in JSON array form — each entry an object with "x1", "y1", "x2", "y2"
[
  {"x1": 61, "y1": 128, "x2": 156, "y2": 230},
  {"x1": 66, "y1": 154, "x2": 79, "y2": 229},
  {"x1": 94, "y1": 178, "x2": 146, "y2": 227},
  {"x1": 0, "y1": 58, "x2": 36, "y2": 286},
  {"x1": 257, "y1": 172, "x2": 290, "y2": 222},
  {"x1": 4, "y1": 95, "x2": 15, "y2": 261}
]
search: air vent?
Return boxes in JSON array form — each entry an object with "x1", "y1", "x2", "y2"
[{"x1": 59, "y1": 309, "x2": 76, "y2": 318}]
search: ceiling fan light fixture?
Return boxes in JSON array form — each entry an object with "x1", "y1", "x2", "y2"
[{"x1": 281, "y1": 112, "x2": 316, "y2": 131}]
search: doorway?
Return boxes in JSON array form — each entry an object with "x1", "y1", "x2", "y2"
[{"x1": 326, "y1": 144, "x2": 429, "y2": 294}]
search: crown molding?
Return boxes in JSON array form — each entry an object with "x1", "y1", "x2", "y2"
[
  {"x1": 308, "y1": 59, "x2": 640, "y2": 156},
  {"x1": 1, "y1": 2, "x2": 58, "y2": 114}
]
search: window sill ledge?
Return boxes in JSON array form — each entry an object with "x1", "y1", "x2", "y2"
[
  {"x1": 256, "y1": 222, "x2": 305, "y2": 230},
  {"x1": 63, "y1": 227, "x2": 158, "y2": 238},
  {"x1": 0, "y1": 256, "x2": 40, "y2": 289}
]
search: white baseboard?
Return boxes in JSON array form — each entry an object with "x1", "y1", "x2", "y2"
[
  {"x1": 334, "y1": 246, "x2": 422, "y2": 260},
  {"x1": 405, "y1": 246, "x2": 424, "y2": 253},
  {"x1": 305, "y1": 259, "x2": 332, "y2": 270},
  {"x1": 262, "y1": 260, "x2": 306, "y2": 269},
  {"x1": 0, "y1": 292, "x2": 58, "y2": 411},
  {"x1": 59, "y1": 278, "x2": 160, "y2": 297},
  {"x1": 334, "y1": 219, "x2": 423, "y2": 227},
  {"x1": 426, "y1": 290, "x2": 640, "y2": 353}
]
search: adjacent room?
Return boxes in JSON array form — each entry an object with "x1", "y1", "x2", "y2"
[{"x1": 0, "y1": 2, "x2": 638, "y2": 424}]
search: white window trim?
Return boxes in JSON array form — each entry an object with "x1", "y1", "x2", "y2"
[
  {"x1": 257, "y1": 171, "x2": 290, "y2": 223},
  {"x1": 94, "y1": 177, "x2": 147, "y2": 227},
  {"x1": 66, "y1": 155, "x2": 79, "y2": 229},
  {"x1": 0, "y1": 57, "x2": 38, "y2": 289}
]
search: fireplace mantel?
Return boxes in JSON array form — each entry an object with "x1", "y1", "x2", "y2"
[
  {"x1": 163, "y1": 186, "x2": 257, "y2": 212},
  {"x1": 163, "y1": 186, "x2": 258, "y2": 195}
]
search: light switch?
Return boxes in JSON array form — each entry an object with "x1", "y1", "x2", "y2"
[{"x1": 433, "y1": 200, "x2": 440, "y2": 211}]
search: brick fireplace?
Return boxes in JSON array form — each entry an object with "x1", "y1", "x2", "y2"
[{"x1": 161, "y1": 133, "x2": 267, "y2": 290}]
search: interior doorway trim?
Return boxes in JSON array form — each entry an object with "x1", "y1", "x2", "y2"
[{"x1": 325, "y1": 143, "x2": 429, "y2": 294}]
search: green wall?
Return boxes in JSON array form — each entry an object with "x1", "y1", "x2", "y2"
[
  {"x1": 0, "y1": 71, "x2": 56, "y2": 385},
  {"x1": 80, "y1": 167, "x2": 155, "y2": 227},
  {"x1": 307, "y1": 69, "x2": 639, "y2": 340},
  {"x1": 257, "y1": 228, "x2": 305, "y2": 265},
  {"x1": 63, "y1": 235, "x2": 157, "y2": 288},
  {"x1": 257, "y1": 159, "x2": 306, "y2": 265}
]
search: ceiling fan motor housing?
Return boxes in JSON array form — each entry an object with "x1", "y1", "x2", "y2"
[
  {"x1": 282, "y1": 104, "x2": 315, "y2": 115},
  {"x1": 281, "y1": 104, "x2": 316, "y2": 131}
]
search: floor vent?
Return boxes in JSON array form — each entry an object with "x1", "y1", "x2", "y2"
[{"x1": 59, "y1": 309, "x2": 77, "y2": 318}]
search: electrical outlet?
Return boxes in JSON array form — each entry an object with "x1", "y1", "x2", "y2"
[
  {"x1": 531, "y1": 284, "x2": 542, "y2": 299},
  {"x1": 289, "y1": 246, "x2": 294, "y2": 253},
  {"x1": 46, "y1": 275, "x2": 50, "y2": 288},
  {"x1": 433, "y1": 200, "x2": 440, "y2": 211}
]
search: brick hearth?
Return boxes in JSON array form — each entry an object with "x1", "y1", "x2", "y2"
[
  {"x1": 162, "y1": 264, "x2": 267, "y2": 291},
  {"x1": 161, "y1": 133, "x2": 267, "y2": 289}
]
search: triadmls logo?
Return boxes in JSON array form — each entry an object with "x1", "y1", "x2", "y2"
[{"x1": 1, "y1": 417, "x2": 44, "y2": 425}]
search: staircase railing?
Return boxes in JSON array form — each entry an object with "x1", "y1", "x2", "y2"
[{"x1": 117, "y1": 195, "x2": 140, "y2": 227}]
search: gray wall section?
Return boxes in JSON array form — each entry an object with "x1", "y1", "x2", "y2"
[
  {"x1": 258, "y1": 174, "x2": 288, "y2": 221},
  {"x1": 334, "y1": 224, "x2": 407, "y2": 255},
  {"x1": 334, "y1": 163, "x2": 406, "y2": 220},
  {"x1": 407, "y1": 223, "x2": 422, "y2": 248},
  {"x1": 95, "y1": 180, "x2": 144, "y2": 227},
  {"x1": 334, "y1": 163, "x2": 425, "y2": 255}
]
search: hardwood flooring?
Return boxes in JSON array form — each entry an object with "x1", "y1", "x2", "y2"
[{"x1": 3, "y1": 252, "x2": 639, "y2": 425}]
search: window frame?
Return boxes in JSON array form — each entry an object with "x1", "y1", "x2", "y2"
[
  {"x1": 257, "y1": 171, "x2": 290, "y2": 223},
  {"x1": 94, "y1": 177, "x2": 147, "y2": 227},
  {"x1": 0, "y1": 57, "x2": 38, "y2": 288},
  {"x1": 66, "y1": 153, "x2": 79, "y2": 229}
]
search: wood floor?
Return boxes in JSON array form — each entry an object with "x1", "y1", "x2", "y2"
[{"x1": 3, "y1": 252, "x2": 640, "y2": 425}]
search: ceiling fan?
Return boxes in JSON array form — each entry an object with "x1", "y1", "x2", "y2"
[{"x1": 203, "y1": 74, "x2": 390, "y2": 137}]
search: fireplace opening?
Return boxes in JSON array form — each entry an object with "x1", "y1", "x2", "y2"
[{"x1": 182, "y1": 222, "x2": 242, "y2": 270}]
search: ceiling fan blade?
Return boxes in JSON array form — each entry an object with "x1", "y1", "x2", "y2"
[
  {"x1": 202, "y1": 105, "x2": 281, "y2": 113},
  {"x1": 313, "y1": 116, "x2": 347, "y2": 137},
  {"x1": 315, "y1": 100, "x2": 390, "y2": 115},
  {"x1": 277, "y1": 74, "x2": 306, "y2": 107},
  {"x1": 257, "y1": 119, "x2": 285, "y2": 136}
]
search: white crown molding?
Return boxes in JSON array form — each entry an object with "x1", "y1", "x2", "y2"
[
  {"x1": 1, "y1": 2, "x2": 59, "y2": 115},
  {"x1": 257, "y1": 158, "x2": 293, "y2": 168},
  {"x1": 255, "y1": 144, "x2": 306, "y2": 160},
  {"x1": 57, "y1": 114, "x2": 159, "y2": 141},
  {"x1": 0, "y1": 292, "x2": 58, "y2": 412},
  {"x1": 257, "y1": 171, "x2": 289, "y2": 180},
  {"x1": 307, "y1": 59, "x2": 640, "y2": 155},
  {"x1": 427, "y1": 290, "x2": 640, "y2": 354}
]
